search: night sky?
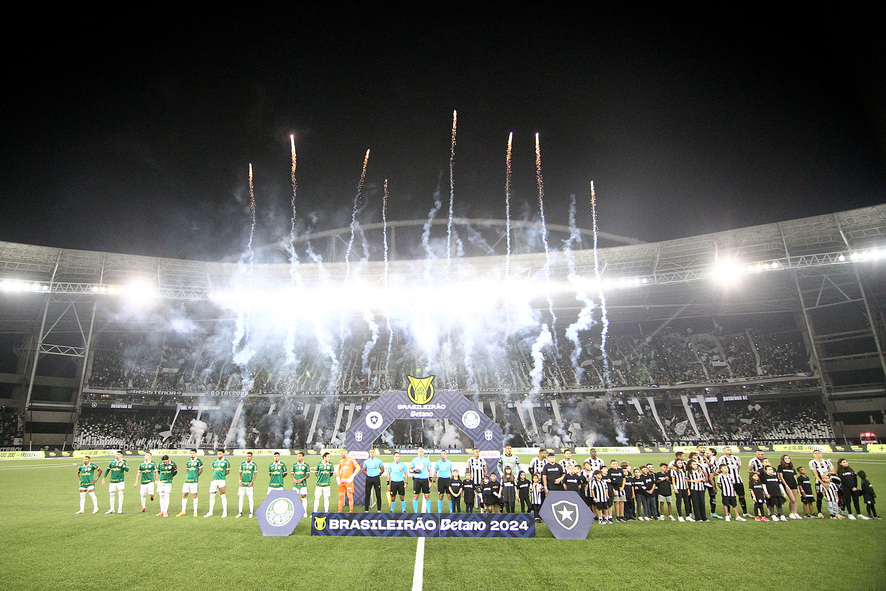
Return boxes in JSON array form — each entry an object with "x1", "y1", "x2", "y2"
[{"x1": 2, "y1": 8, "x2": 883, "y2": 261}]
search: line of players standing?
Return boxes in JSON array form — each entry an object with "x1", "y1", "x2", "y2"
[
  {"x1": 527, "y1": 445, "x2": 880, "y2": 524},
  {"x1": 76, "y1": 445, "x2": 880, "y2": 523}
]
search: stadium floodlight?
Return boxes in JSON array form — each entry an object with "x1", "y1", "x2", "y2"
[
  {"x1": 123, "y1": 281, "x2": 159, "y2": 303},
  {"x1": 0, "y1": 279, "x2": 48, "y2": 293},
  {"x1": 710, "y1": 258, "x2": 744, "y2": 285},
  {"x1": 850, "y1": 247, "x2": 886, "y2": 263}
]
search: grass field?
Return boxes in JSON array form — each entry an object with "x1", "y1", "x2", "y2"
[{"x1": 1, "y1": 452, "x2": 884, "y2": 591}]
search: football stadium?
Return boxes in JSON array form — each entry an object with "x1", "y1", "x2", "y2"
[
  {"x1": 1, "y1": 203, "x2": 885, "y2": 590},
  {"x1": 3, "y1": 8, "x2": 884, "y2": 590}
]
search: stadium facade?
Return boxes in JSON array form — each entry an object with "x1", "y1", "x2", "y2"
[{"x1": 0, "y1": 204, "x2": 884, "y2": 450}]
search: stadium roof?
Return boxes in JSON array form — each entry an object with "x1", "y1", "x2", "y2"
[{"x1": 1, "y1": 203, "x2": 885, "y2": 327}]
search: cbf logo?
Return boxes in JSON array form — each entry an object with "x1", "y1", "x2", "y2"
[
  {"x1": 407, "y1": 375, "x2": 435, "y2": 405},
  {"x1": 266, "y1": 497, "x2": 295, "y2": 527}
]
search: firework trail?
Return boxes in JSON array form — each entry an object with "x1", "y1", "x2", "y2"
[
  {"x1": 232, "y1": 163, "x2": 257, "y2": 364},
  {"x1": 564, "y1": 194, "x2": 596, "y2": 385},
  {"x1": 284, "y1": 135, "x2": 304, "y2": 366},
  {"x1": 422, "y1": 181, "x2": 443, "y2": 284},
  {"x1": 447, "y1": 110, "x2": 457, "y2": 267},
  {"x1": 345, "y1": 149, "x2": 371, "y2": 277},
  {"x1": 590, "y1": 182, "x2": 610, "y2": 388},
  {"x1": 504, "y1": 132, "x2": 514, "y2": 335},
  {"x1": 590, "y1": 181, "x2": 627, "y2": 443},
  {"x1": 529, "y1": 323, "x2": 553, "y2": 399},
  {"x1": 533, "y1": 133, "x2": 558, "y2": 352},
  {"x1": 382, "y1": 180, "x2": 394, "y2": 387}
]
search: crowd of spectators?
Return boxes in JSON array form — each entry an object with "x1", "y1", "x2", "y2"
[
  {"x1": 0, "y1": 410, "x2": 22, "y2": 447},
  {"x1": 69, "y1": 391, "x2": 833, "y2": 451},
  {"x1": 84, "y1": 320, "x2": 812, "y2": 396},
  {"x1": 73, "y1": 408, "x2": 189, "y2": 450}
]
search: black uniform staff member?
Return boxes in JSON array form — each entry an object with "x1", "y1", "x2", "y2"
[{"x1": 541, "y1": 452, "x2": 566, "y2": 492}]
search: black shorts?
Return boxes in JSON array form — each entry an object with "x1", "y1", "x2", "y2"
[
  {"x1": 766, "y1": 495, "x2": 784, "y2": 507},
  {"x1": 721, "y1": 495, "x2": 737, "y2": 507},
  {"x1": 389, "y1": 481, "x2": 405, "y2": 497},
  {"x1": 437, "y1": 477, "x2": 451, "y2": 495},
  {"x1": 733, "y1": 482, "x2": 745, "y2": 496},
  {"x1": 413, "y1": 478, "x2": 430, "y2": 495}
]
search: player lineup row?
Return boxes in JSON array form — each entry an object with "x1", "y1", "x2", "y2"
[
  {"x1": 75, "y1": 446, "x2": 881, "y2": 522},
  {"x1": 75, "y1": 448, "x2": 473, "y2": 517}
]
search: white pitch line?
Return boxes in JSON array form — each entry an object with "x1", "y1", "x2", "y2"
[{"x1": 412, "y1": 537, "x2": 425, "y2": 591}]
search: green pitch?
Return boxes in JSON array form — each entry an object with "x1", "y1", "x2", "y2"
[{"x1": 1, "y1": 452, "x2": 884, "y2": 591}]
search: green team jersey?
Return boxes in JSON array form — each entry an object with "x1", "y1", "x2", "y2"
[
  {"x1": 78, "y1": 463, "x2": 100, "y2": 487},
  {"x1": 184, "y1": 458, "x2": 203, "y2": 484},
  {"x1": 157, "y1": 461, "x2": 177, "y2": 484},
  {"x1": 268, "y1": 461, "x2": 287, "y2": 488},
  {"x1": 316, "y1": 461, "x2": 334, "y2": 487},
  {"x1": 211, "y1": 458, "x2": 230, "y2": 481},
  {"x1": 291, "y1": 462, "x2": 310, "y2": 486},
  {"x1": 240, "y1": 461, "x2": 257, "y2": 485},
  {"x1": 137, "y1": 461, "x2": 157, "y2": 485},
  {"x1": 105, "y1": 459, "x2": 129, "y2": 483}
]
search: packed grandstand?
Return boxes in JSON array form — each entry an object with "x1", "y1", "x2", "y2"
[{"x1": 1, "y1": 204, "x2": 884, "y2": 452}]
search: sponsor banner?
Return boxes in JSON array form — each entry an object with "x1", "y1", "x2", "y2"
[
  {"x1": 671, "y1": 445, "x2": 702, "y2": 454},
  {"x1": 640, "y1": 446, "x2": 671, "y2": 453},
  {"x1": 310, "y1": 512, "x2": 535, "y2": 538},
  {"x1": 575, "y1": 446, "x2": 642, "y2": 455},
  {"x1": 772, "y1": 444, "x2": 834, "y2": 453},
  {"x1": 396, "y1": 448, "x2": 465, "y2": 456},
  {"x1": 867, "y1": 444, "x2": 886, "y2": 453},
  {"x1": 0, "y1": 451, "x2": 44, "y2": 459},
  {"x1": 233, "y1": 449, "x2": 288, "y2": 456},
  {"x1": 125, "y1": 389, "x2": 182, "y2": 396},
  {"x1": 437, "y1": 513, "x2": 534, "y2": 538},
  {"x1": 510, "y1": 447, "x2": 542, "y2": 455},
  {"x1": 73, "y1": 449, "x2": 119, "y2": 457}
]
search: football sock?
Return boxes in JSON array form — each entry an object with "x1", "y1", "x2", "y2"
[
  {"x1": 89, "y1": 492, "x2": 98, "y2": 510},
  {"x1": 220, "y1": 494, "x2": 227, "y2": 515},
  {"x1": 183, "y1": 498, "x2": 189, "y2": 513},
  {"x1": 117, "y1": 492, "x2": 124, "y2": 512},
  {"x1": 438, "y1": 500, "x2": 443, "y2": 513},
  {"x1": 140, "y1": 494, "x2": 147, "y2": 509},
  {"x1": 449, "y1": 501, "x2": 452, "y2": 512},
  {"x1": 413, "y1": 499, "x2": 419, "y2": 512},
  {"x1": 79, "y1": 492, "x2": 86, "y2": 512},
  {"x1": 208, "y1": 492, "x2": 216, "y2": 512},
  {"x1": 193, "y1": 497, "x2": 199, "y2": 512},
  {"x1": 301, "y1": 497, "x2": 307, "y2": 514},
  {"x1": 313, "y1": 497, "x2": 320, "y2": 513}
]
